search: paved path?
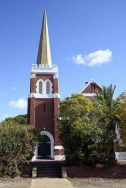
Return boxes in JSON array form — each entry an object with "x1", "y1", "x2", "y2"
[{"x1": 30, "y1": 178, "x2": 73, "y2": 188}]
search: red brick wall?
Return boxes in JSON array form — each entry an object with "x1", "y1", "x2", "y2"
[
  {"x1": 28, "y1": 98, "x2": 35, "y2": 127},
  {"x1": 35, "y1": 98, "x2": 54, "y2": 132},
  {"x1": 28, "y1": 73, "x2": 62, "y2": 146},
  {"x1": 82, "y1": 83, "x2": 101, "y2": 94},
  {"x1": 30, "y1": 78, "x2": 36, "y2": 93},
  {"x1": 66, "y1": 166, "x2": 126, "y2": 178},
  {"x1": 53, "y1": 79, "x2": 58, "y2": 93}
]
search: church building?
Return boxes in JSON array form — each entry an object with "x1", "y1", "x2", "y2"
[
  {"x1": 80, "y1": 79, "x2": 102, "y2": 99},
  {"x1": 28, "y1": 10, "x2": 64, "y2": 161}
]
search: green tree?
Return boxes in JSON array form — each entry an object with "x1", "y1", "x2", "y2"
[
  {"x1": 2, "y1": 114, "x2": 27, "y2": 125},
  {"x1": 59, "y1": 88, "x2": 126, "y2": 166},
  {"x1": 59, "y1": 94, "x2": 101, "y2": 165},
  {"x1": 0, "y1": 121, "x2": 38, "y2": 177},
  {"x1": 116, "y1": 97, "x2": 126, "y2": 146},
  {"x1": 94, "y1": 85, "x2": 125, "y2": 164}
]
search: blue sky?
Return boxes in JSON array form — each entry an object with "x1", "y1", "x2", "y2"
[{"x1": 0, "y1": 0, "x2": 126, "y2": 120}]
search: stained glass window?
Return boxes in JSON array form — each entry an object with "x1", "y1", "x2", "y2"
[
  {"x1": 46, "y1": 81, "x2": 50, "y2": 94},
  {"x1": 39, "y1": 81, "x2": 42, "y2": 94}
]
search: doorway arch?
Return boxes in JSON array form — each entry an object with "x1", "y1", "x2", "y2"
[{"x1": 37, "y1": 131, "x2": 54, "y2": 159}]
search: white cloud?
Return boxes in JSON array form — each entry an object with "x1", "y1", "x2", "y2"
[
  {"x1": 9, "y1": 98, "x2": 27, "y2": 109},
  {"x1": 72, "y1": 54, "x2": 86, "y2": 65},
  {"x1": 12, "y1": 86, "x2": 18, "y2": 90},
  {"x1": 72, "y1": 49, "x2": 112, "y2": 67}
]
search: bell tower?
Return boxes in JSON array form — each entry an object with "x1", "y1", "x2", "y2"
[{"x1": 28, "y1": 10, "x2": 64, "y2": 161}]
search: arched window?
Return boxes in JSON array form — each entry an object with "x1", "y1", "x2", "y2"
[
  {"x1": 36, "y1": 79, "x2": 52, "y2": 96},
  {"x1": 46, "y1": 81, "x2": 50, "y2": 94},
  {"x1": 39, "y1": 81, "x2": 43, "y2": 94}
]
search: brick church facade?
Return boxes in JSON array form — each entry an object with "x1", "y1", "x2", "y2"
[
  {"x1": 28, "y1": 11, "x2": 64, "y2": 161},
  {"x1": 27, "y1": 11, "x2": 102, "y2": 162},
  {"x1": 27, "y1": 10, "x2": 126, "y2": 164}
]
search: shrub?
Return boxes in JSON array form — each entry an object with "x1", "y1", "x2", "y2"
[
  {"x1": 59, "y1": 94, "x2": 101, "y2": 165},
  {"x1": 0, "y1": 121, "x2": 38, "y2": 177},
  {"x1": 59, "y1": 93, "x2": 123, "y2": 166},
  {"x1": 3, "y1": 114, "x2": 27, "y2": 125}
]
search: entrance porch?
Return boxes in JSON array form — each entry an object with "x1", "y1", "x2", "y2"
[{"x1": 32, "y1": 131, "x2": 65, "y2": 161}]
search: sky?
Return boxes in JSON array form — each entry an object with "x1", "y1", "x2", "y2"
[{"x1": 0, "y1": 0, "x2": 126, "y2": 120}]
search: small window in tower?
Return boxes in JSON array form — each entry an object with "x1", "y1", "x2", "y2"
[
  {"x1": 39, "y1": 81, "x2": 43, "y2": 94},
  {"x1": 46, "y1": 81, "x2": 50, "y2": 94},
  {"x1": 43, "y1": 103, "x2": 46, "y2": 112}
]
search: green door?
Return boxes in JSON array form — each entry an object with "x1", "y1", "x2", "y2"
[{"x1": 38, "y1": 135, "x2": 51, "y2": 159}]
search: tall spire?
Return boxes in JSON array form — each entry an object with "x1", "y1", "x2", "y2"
[{"x1": 37, "y1": 10, "x2": 52, "y2": 66}]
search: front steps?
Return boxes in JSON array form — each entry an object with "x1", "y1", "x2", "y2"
[{"x1": 32, "y1": 161, "x2": 64, "y2": 178}]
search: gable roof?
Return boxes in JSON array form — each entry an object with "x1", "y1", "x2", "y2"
[{"x1": 80, "y1": 79, "x2": 102, "y2": 94}]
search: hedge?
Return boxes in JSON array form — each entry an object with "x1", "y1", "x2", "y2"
[{"x1": 0, "y1": 121, "x2": 38, "y2": 177}]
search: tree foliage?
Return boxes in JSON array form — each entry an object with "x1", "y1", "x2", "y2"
[
  {"x1": 116, "y1": 96, "x2": 126, "y2": 146},
  {"x1": 59, "y1": 94, "x2": 101, "y2": 165},
  {"x1": 0, "y1": 121, "x2": 38, "y2": 177},
  {"x1": 59, "y1": 86, "x2": 126, "y2": 166},
  {"x1": 3, "y1": 114, "x2": 27, "y2": 125},
  {"x1": 93, "y1": 85, "x2": 126, "y2": 164},
  {"x1": 95, "y1": 85, "x2": 126, "y2": 134}
]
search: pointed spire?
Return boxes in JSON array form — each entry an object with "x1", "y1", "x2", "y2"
[{"x1": 37, "y1": 10, "x2": 52, "y2": 66}]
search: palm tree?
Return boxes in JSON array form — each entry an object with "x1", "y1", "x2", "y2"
[
  {"x1": 97, "y1": 85, "x2": 119, "y2": 109},
  {"x1": 95, "y1": 85, "x2": 125, "y2": 164}
]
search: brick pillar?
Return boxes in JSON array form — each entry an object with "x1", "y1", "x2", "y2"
[
  {"x1": 53, "y1": 78, "x2": 58, "y2": 93},
  {"x1": 28, "y1": 98, "x2": 35, "y2": 128},
  {"x1": 30, "y1": 77, "x2": 36, "y2": 93}
]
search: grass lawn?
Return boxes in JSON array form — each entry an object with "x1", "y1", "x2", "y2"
[
  {"x1": 0, "y1": 178, "x2": 31, "y2": 188},
  {"x1": 69, "y1": 178, "x2": 126, "y2": 188}
]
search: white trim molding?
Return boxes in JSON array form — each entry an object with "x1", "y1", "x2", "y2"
[
  {"x1": 54, "y1": 145, "x2": 64, "y2": 150},
  {"x1": 53, "y1": 72, "x2": 58, "y2": 79},
  {"x1": 29, "y1": 93, "x2": 60, "y2": 99},
  {"x1": 31, "y1": 64, "x2": 58, "y2": 78},
  {"x1": 31, "y1": 73, "x2": 36, "y2": 78},
  {"x1": 54, "y1": 93, "x2": 61, "y2": 99},
  {"x1": 55, "y1": 155, "x2": 65, "y2": 161},
  {"x1": 115, "y1": 152, "x2": 126, "y2": 160},
  {"x1": 81, "y1": 93, "x2": 96, "y2": 97}
]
